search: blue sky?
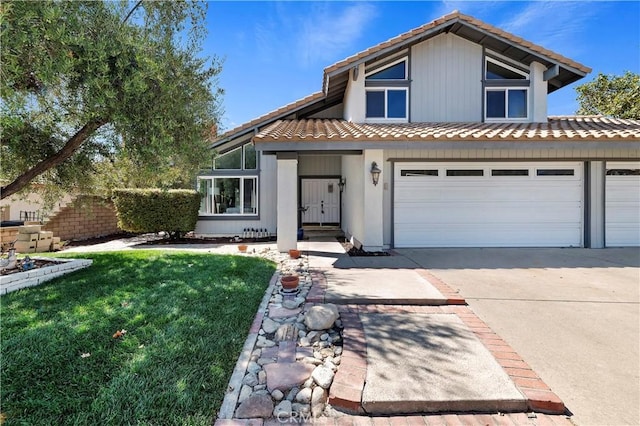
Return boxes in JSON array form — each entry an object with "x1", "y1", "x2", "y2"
[{"x1": 204, "y1": 1, "x2": 640, "y2": 131}]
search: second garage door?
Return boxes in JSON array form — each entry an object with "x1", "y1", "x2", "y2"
[
  {"x1": 394, "y1": 162, "x2": 583, "y2": 247},
  {"x1": 606, "y1": 161, "x2": 640, "y2": 247}
]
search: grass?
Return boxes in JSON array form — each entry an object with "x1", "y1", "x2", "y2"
[{"x1": 1, "y1": 250, "x2": 275, "y2": 425}]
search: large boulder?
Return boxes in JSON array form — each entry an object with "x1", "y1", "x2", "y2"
[{"x1": 304, "y1": 304, "x2": 339, "y2": 331}]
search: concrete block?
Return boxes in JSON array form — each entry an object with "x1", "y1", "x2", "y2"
[
  {"x1": 38, "y1": 231, "x2": 53, "y2": 240},
  {"x1": 14, "y1": 241, "x2": 36, "y2": 253},
  {"x1": 18, "y1": 225, "x2": 42, "y2": 233},
  {"x1": 16, "y1": 233, "x2": 39, "y2": 242}
]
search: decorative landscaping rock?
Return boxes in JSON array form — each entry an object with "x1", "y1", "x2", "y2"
[
  {"x1": 230, "y1": 250, "x2": 344, "y2": 422},
  {"x1": 235, "y1": 394, "x2": 274, "y2": 419},
  {"x1": 295, "y1": 387, "x2": 312, "y2": 403},
  {"x1": 273, "y1": 400, "x2": 292, "y2": 418},
  {"x1": 304, "y1": 304, "x2": 339, "y2": 330},
  {"x1": 299, "y1": 337, "x2": 311, "y2": 347},
  {"x1": 264, "y1": 362, "x2": 315, "y2": 392},
  {"x1": 311, "y1": 387, "x2": 327, "y2": 417},
  {"x1": 256, "y1": 336, "x2": 276, "y2": 348},
  {"x1": 302, "y1": 356, "x2": 323, "y2": 366},
  {"x1": 282, "y1": 298, "x2": 303, "y2": 310},
  {"x1": 262, "y1": 317, "x2": 280, "y2": 334},
  {"x1": 292, "y1": 403, "x2": 311, "y2": 415},
  {"x1": 238, "y1": 385, "x2": 252, "y2": 403},
  {"x1": 242, "y1": 372, "x2": 259, "y2": 387},
  {"x1": 311, "y1": 365, "x2": 334, "y2": 389},
  {"x1": 286, "y1": 387, "x2": 299, "y2": 401},
  {"x1": 247, "y1": 361, "x2": 261, "y2": 374},
  {"x1": 274, "y1": 323, "x2": 297, "y2": 342}
]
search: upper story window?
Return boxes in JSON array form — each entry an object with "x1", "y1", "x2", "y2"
[
  {"x1": 484, "y1": 57, "x2": 530, "y2": 121},
  {"x1": 367, "y1": 61, "x2": 406, "y2": 80},
  {"x1": 365, "y1": 58, "x2": 409, "y2": 122}
]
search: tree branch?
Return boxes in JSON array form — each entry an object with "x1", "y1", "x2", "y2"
[
  {"x1": 123, "y1": 0, "x2": 143, "y2": 24},
  {"x1": 1, "y1": 118, "x2": 108, "y2": 200}
]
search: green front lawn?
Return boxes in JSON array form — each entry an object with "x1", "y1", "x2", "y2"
[{"x1": 1, "y1": 250, "x2": 275, "y2": 425}]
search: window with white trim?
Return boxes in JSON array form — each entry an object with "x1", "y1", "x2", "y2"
[
  {"x1": 484, "y1": 57, "x2": 529, "y2": 121},
  {"x1": 198, "y1": 143, "x2": 259, "y2": 216},
  {"x1": 365, "y1": 58, "x2": 409, "y2": 122}
]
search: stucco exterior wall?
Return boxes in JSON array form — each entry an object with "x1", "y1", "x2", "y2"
[{"x1": 341, "y1": 154, "x2": 365, "y2": 246}]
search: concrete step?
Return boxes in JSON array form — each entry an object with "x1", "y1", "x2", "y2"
[
  {"x1": 324, "y1": 268, "x2": 450, "y2": 306},
  {"x1": 360, "y1": 312, "x2": 528, "y2": 415}
]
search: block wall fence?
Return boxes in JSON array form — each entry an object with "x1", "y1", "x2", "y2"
[{"x1": 42, "y1": 196, "x2": 120, "y2": 241}]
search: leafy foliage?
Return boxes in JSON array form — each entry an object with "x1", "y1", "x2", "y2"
[
  {"x1": 0, "y1": 1, "x2": 222, "y2": 200},
  {"x1": 576, "y1": 71, "x2": 640, "y2": 119},
  {"x1": 113, "y1": 189, "x2": 201, "y2": 239}
]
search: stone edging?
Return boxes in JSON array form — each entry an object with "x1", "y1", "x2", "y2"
[
  {"x1": 219, "y1": 272, "x2": 279, "y2": 419},
  {"x1": 0, "y1": 257, "x2": 93, "y2": 295}
]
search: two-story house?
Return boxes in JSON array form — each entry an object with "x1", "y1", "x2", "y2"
[{"x1": 196, "y1": 11, "x2": 640, "y2": 251}]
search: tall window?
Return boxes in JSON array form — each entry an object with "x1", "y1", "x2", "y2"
[
  {"x1": 198, "y1": 143, "x2": 258, "y2": 216},
  {"x1": 484, "y1": 57, "x2": 529, "y2": 121},
  {"x1": 365, "y1": 58, "x2": 409, "y2": 122}
]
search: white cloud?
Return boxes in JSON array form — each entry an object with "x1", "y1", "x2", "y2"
[
  {"x1": 296, "y1": 2, "x2": 378, "y2": 66},
  {"x1": 250, "y1": 2, "x2": 377, "y2": 68},
  {"x1": 498, "y1": 1, "x2": 599, "y2": 54}
]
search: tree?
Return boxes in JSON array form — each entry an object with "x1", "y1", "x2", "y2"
[
  {"x1": 576, "y1": 71, "x2": 640, "y2": 119},
  {"x1": 0, "y1": 0, "x2": 222, "y2": 200}
]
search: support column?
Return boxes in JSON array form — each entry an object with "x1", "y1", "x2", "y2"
[
  {"x1": 276, "y1": 153, "x2": 298, "y2": 252},
  {"x1": 530, "y1": 61, "x2": 548, "y2": 123},
  {"x1": 587, "y1": 161, "x2": 606, "y2": 248},
  {"x1": 362, "y1": 149, "x2": 384, "y2": 251}
]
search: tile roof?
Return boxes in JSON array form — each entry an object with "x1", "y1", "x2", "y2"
[
  {"x1": 214, "y1": 91, "x2": 325, "y2": 143},
  {"x1": 253, "y1": 117, "x2": 640, "y2": 143},
  {"x1": 214, "y1": 11, "x2": 593, "y2": 146},
  {"x1": 323, "y1": 10, "x2": 591, "y2": 77}
]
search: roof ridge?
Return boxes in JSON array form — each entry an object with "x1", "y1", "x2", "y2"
[{"x1": 323, "y1": 10, "x2": 591, "y2": 76}]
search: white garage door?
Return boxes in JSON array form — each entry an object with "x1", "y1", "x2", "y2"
[
  {"x1": 606, "y1": 161, "x2": 640, "y2": 247},
  {"x1": 394, "y1": 162, "x2": 583, "y2": 247}
]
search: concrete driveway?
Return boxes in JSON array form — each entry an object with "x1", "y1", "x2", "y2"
[{"x1": 397, "y1": 247, "x2": 640, "y2": 426}]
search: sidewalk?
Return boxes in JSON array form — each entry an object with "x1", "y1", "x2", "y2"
[{"x1": 216, "y1": 238, "x2": 572, "y2": 425}]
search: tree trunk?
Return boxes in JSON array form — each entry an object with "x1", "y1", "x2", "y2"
[{"x1": 1, "y1": 118, "x2": 108, "y2": 200}]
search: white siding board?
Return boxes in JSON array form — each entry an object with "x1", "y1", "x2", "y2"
[
  {"x1": 411, "y1": 33, "x2": 482, "y2": 122},
  {"x1": 299, "y1": 155, "x2": 341, "y2": 176}
]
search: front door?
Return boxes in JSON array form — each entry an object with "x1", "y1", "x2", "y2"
[{"x1": 301, "y1": 178, "x2": 340, "y2": 226}]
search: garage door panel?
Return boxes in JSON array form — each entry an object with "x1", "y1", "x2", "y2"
[
  {"x1": 394, "y1": 162, "x2": 583, "y2": 247},
  {"x1": 395, "y1": 224, "x2": 581, "y2": 248},
  {"x1": 606, "y1": 162, "x2": 640, "y2": 246},
  {"x1": 394, "y1": 204, "x2": 581, "y2": 223}
]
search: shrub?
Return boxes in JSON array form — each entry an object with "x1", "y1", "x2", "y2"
[{"x1": 113, "y1": 189, "x2": 201, "y2": 239}]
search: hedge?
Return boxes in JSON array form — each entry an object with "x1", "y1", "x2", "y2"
[{"x1": 113, "y1": 189, "x2": 201, "y2": 239}]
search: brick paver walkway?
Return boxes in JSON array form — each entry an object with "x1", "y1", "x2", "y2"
[{"x1": 216, "y1": 261, "x2": 572, "y2": 426}]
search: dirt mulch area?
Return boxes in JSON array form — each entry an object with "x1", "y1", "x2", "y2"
[{"x1": 1, "y1": 258, "x2": 63, "y2": 276}]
